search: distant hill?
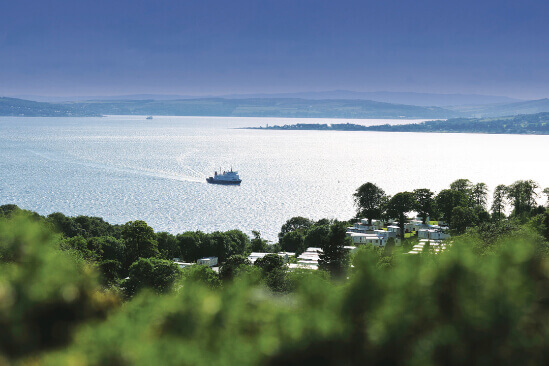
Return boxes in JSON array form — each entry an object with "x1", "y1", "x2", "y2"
[
  {"x1": 0, "y1": 97, "x2": 100, "y2": 117},
  {"x1": 13, "y1": 94, "x2": 199, "y2": 103},
  {"x1": 4, "y1": 96, "x2": 548, "y2": 120},
  {"x1": 222, "y1": 91, "x2": 522, "y2": 107},
  {"x1": 14, "y1": 90, "x2": 522, "y2": 107},
  {"x1": 451, "y1": 98, "x2": 549, "y2": 117},
  {"x1": 65, "y1": 98, "x2": 460, "y2": 119}
]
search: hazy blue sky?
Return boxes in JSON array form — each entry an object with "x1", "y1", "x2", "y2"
[{"x1": 0, "y1": 0, "x2": 547, "y2": 98}]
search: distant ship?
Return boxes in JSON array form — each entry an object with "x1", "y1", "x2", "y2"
[
  {"x1": 146, "y1": 116, "x2": 153, "y2": 120},
  {"x1": 206, "y1": 168, "x2": 242, "y2": 185}
]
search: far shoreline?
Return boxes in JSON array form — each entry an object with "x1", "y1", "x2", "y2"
[
  {"x1": 237, "y1": 127, "x2": 546, "y2": 136},
  {"x1": 238, "y1": 114, "x2": 549, "y2": 136}
]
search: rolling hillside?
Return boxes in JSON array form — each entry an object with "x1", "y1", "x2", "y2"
[{"x1": 0, "y1": 97, "x2": 100, "y2": 117}]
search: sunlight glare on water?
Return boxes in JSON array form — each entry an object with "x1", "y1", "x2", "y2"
[{"x1": 1, "y1": 115, "x2": 548, "y2": 240}]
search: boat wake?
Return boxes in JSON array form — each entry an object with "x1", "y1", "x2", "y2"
[{"x1": 26, "y1": 149, "x2": 205, "y2": 184}]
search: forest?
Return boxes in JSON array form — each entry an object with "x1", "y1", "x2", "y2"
[{"x1": 1, "y1": 178, "x2": 549, "y2": 365}]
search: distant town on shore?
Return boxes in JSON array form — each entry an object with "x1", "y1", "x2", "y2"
[{"x1": 244, "y1": 112, "x2": 549, "y2": 135}]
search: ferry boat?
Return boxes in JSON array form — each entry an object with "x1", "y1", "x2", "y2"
[{"x1": 206, "y1": 168, "x2": 242, "y2": 185}]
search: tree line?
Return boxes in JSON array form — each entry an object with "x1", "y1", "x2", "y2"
[
  {"x1": 363, "y1": 112, "x2": 549, "y2": 134},
  {"x1": 2, "y1": 200, "x2": 549, "y2": 364},
  {"x1": 248, "y1": 113, "x2": 549, "y2": 135},
  {"x1": 354, "y1": 179, "x2": 549, "y2": 237},
  {"x1": 2, "y1": 177, "x2": 548, "y2": 297},
  {"x1": 0, "y1": 204, "x2": 353, "y2": 297},
  {"x1": 0, "y1": 205, "x2": 255, "y2": 295}
]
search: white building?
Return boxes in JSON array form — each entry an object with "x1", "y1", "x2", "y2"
[
  {"x1": 247, "y1": 252, "x2": 291, "y2": 264},
  {"x1": 288, "y1": 246, "x2": 356, "y2": 270},
  {"x1": 197, "y1": 257, "x2": 218, "y2": 267},
  {"x1": 279, "y1": 251, "x2": 295, "y2": 258},
  {"x1": 296, "y1": 247, "x2": 322, "y2": 270},
  {"x1": 346, "y1": 228, "x2": 402, "y2": 247},
  {"x1": 367, "y1": 219, "x2": 385, "y2": 229},
  {"x1": 417, "y1": 229, "x2": 451, "y2": 240},
  {"x1": 348, "y1": 219, "x2": 385, "y2": 233},
  {"x1": 407, "y1": 219, "x2": 429, "y2": 231},
  {"x1": 373, "y1": 229, "x2": 396, "y2": 239},
  {"x1": 347, "y1": 223, "x2": 372, "y2": 233},
  {"x1": 347, "y1": 233, "x2": 386, "y2": 247},
  {"x1": 173, "y1": 261, "x2": 194, "y2": 269}
]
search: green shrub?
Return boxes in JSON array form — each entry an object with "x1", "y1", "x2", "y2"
[
  {"x1": 4, "y1": 214, "x2": 549, "y2": 365},
  {"x1": 0, "y1": 216, "x2": 119, "y2": 360},
  {"x1": 123, "y1": 257, "x2": 182, "y2": 297},
  {"x1": 181, "y1": 264, "x2": 221, "y2": 289}
]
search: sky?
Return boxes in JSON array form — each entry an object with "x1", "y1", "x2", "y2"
[{"x1": 0, "y1": 0, "x2": 548, "y2": 99}]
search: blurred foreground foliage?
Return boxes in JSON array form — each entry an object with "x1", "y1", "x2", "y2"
[
  {"x1": 0, "y1": 216, "x2": 120, "y2": 362},
  {"x1": 2, "y1": 214, "x2": 549, "y2": 365}
]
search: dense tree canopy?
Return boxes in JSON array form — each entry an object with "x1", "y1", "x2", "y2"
[
  {"x1": 279, "y1": 231, "x2": 306, "y2": 254},
  {"x1": 353, "y1": 182, "x2": 386, "y2": 225},
  {"x1": 219, "y1": 255, "x2": 252, "y2": 281},
  {"x1": 6, "y1": 212, "x2": 549, "y2": 365},
  {"x1": 47, "y1": 212, "x2": 122, "y2": 239},
  {"x1": 507, "y1": 180, "x2": 539, "y2": 219},
  {"x1": 413, "y1": 188, "x2": 435, "y2": 224},
  {"x1": 3, "y1": 179, "x2": 549, "y2": 365},
  {"x1": 387, "y1": 192, "x2": 415, "y2": 240},
  {"x1": 177, "y1": 231, "x2": 204, "y2": 262},
  {"x1": 471, "y1": 182, "x2": 489, "y2": 209},
  {"x1": 175, "y1": 230, "x2": 250, "y2": 263},
  {"x1": 318, "y1": 222, "x2": 351, "y2": 278},
  {"x1": 436, "y1": 189, "x2": 468, "y2": 223},
  {"x1": 451, "y1": 206, "x2": 478, "y2": 234},
  {"x1": 449, "y1": 178, "x2": 472, "y2": 194},
  {"x1": 491, "y1": 184, "x2": 508, "y2": 221},
  {"x1": 156, "y1": 232, "x2": 179, "y2": 260},
  {"x1": 0, "y1": 217, "x2": 118, "y2": 358},
  {"x1": 123, "y1": 257, "x2": 182, "y2": 297},
  {"x1": 122, "y1": 220, "x2": 160, "y2": 267},
  {"x1": 224, "y1": 230, "x2": 251, "y2": 257},
  {"x1": 278, "y1": 216, "x2": 314, "y2": 239},
  {"x1": 250, "y1": 230, "x2": 269, "y2": 252},
  {"x1": 255, "y1": 254, "x2": 285, "y2": 274},
  {"x1": 181, "y1": 264, "x2": 220, "y2": 289},
  {"x1": 303, "y1": 224, "x2": 330, "y2": 249},
  {"x1": 0, "y1": 204, "x2": 23, "y2": 217}
]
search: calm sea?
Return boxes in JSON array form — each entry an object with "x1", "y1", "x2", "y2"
[{"x1": 1, "y1": 115, "x2": 548, "y2": 241}]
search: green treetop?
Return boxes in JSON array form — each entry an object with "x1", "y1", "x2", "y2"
[
  {"x1": 387, "y1": 192, "x2": 415, "y2": 240},
  {"x1": 122, "y1": 220, "x2": 160, "y2": 268},
  {"x1": 491, "y1": 184, "x2": 508, "y2": 221},
  {"x1": 354, "y1": 182, "x2": 387, "y2": 225},
  {"x1": 319, "y1": 222, "x2": 351, "y2": 278},
  {"x1": 471, "y1": 182, "x2": 489, "y2": 209},
  {"x1": 413, "y1": 188, "x2": 435, "y2": 224}
]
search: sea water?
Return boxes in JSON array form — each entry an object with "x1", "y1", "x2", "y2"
[{"x1": 1, "y1": 115, "x2": 548, "y2": 241}]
